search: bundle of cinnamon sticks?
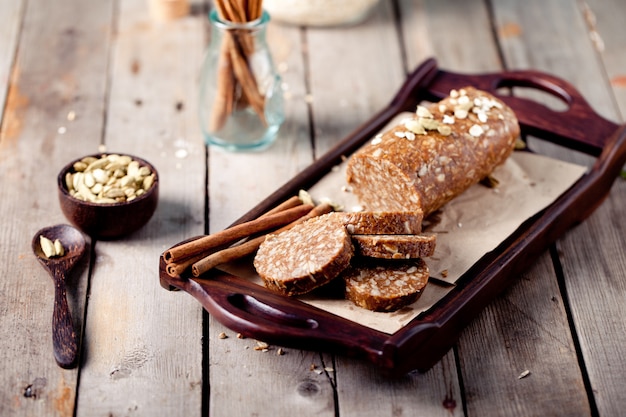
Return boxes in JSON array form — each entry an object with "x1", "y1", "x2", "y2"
[
  {"x1": 210, "y1": 0, "x2": 267, "y2": 131},
  {"x1": 163, "y1": 195, "x2": 333, "y2": 278}
]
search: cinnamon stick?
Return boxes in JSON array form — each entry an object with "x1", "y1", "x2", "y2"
[
  {"x1": 166, "y1": 252, "x2": 208, "y2": 277},
  {"x1": 165, "y1": 195, "x2": 303, "y2": 277},
  {"x1": 215, "y1": 0, "x2": 245, "y2": 22},
  {"x1": 164, "y1": 203, "x2": 313, "y2": 264},
  {"x1": 227, "y1": 38, "x2": 266, "y2": 124},
  {"x1": 209, "y1": 35, "x2": 236, "y2": 131},
  {"x1": 191, "y1": 203, "x2": 333, "y2": 277},
  {"x1": 259, "y1": 195, "x2": 302, "y2": 217},
  {"x1": 247, "y1": 0, "x2": 262, "y2": 20}
]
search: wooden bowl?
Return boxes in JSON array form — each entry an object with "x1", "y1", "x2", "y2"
[{"x1": 57, "y1": 153, "x2": 159, "y2": 240}]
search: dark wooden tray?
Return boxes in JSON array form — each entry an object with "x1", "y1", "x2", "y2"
[{"x1": 159, "y1": 58, "x2": 626, "y2": 376}]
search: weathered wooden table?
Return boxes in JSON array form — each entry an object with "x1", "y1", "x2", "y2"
[{"x1": 1, "y1": 0, "x2": 625, "y2": 416}]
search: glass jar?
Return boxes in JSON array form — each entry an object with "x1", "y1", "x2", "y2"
[{"x1": 198, "y1": 10, "x2": 284, "y2": 151}]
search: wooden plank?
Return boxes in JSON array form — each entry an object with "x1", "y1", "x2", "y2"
[
  {"x1": 205, "y1": 14, "x2": 338, "y2": 417},
  {"x1": 492, "y1": 0, "x2": 626, "y2": 415},
  {"x1": 72, "y1": 0, "x2": 204, "y2": 415},
  {"x1": 0, "y1": 0, "x2": 114, "y2": 416},
  {"x1": 304, "y1": 2, "x2": 464, "y2": 416},
  {"x1": 458, "y1": 253, "x2": 592, "y2": 416},
  {"x1": 402, "y1": 0, "x2": 502, "y2": 73},
  {"x1": 0, "y1": 0, "x2": 23, "y2": 123},
  {"x1": 586, "y1": 0, "x2": 626, "y2": 119},
  {"x1": 400, "y1": 0, "x2": 593, "y2": 415},
  {"x1": 209, "y1": 330, "x2": 336, "y2": 417},
  {"x1": 306, "y1": 1, "x2": 406, "y2": 156},
  {"x1": 337, "y1": 353, "x2": 463, "y2": 416}
]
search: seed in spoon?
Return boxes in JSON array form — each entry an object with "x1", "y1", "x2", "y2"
[
  {"x1": 54, "y1": 239, "x2": 65, "y2": 257},
  {"x1": 39, "y1": 235, "x2": 65, "y2": 258}
]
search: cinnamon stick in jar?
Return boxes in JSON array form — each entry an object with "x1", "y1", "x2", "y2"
[
  {"x1": 210, "y1": 0, "x2": 268, "y2": 131},
  {"x1": 209, "y1": 36, "x2": 236, "y2": 132}
]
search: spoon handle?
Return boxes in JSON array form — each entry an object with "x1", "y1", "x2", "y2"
[{"x1": 52, "y1": 271, "x2": 78, "y2": 369}]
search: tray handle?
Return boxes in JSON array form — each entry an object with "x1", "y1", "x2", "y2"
[
  {"x1": 427, "y1": 65, "x2": 620, "y2": 156},
  {"x1": 159, "y1": 263, "x2": 402, "y2": 366}
]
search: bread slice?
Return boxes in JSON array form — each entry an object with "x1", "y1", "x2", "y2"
[
  {"x1": 253, "y1": 213, "x2": 353, "y2": 296},
  {"x1": 352, "y1": 233, "x2": 436, "y2": 259},
  {"x1": 331, "y1": 211, "x2": 423, "y2": 235},
  {"x1": 343, "y1": 258, "x2": 429, "y2": 312}
]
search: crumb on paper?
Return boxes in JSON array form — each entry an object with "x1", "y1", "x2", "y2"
[{"x1": 218, "y1": 332, "x2": 228, "y2": 339}]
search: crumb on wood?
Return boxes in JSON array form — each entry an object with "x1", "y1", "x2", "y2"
[{"x1": 254, "y1": 341, "x2": 270, "y2": 352}]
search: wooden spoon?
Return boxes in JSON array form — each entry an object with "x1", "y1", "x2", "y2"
[{"x1": 32, "y1": 224, "x2": 86, "y2": 369}]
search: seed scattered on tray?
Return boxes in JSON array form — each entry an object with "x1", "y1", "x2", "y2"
[
  {"x1": 218, "y1": 332, "x2": 228, "y2": 339},
  {"x1": 518, "y1": 370, "x2": 531, "y2": 379}
]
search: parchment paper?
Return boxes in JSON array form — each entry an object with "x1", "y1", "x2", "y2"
[{"x1": 224, "y1": 113, "x2": 588, "y2": 334}]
